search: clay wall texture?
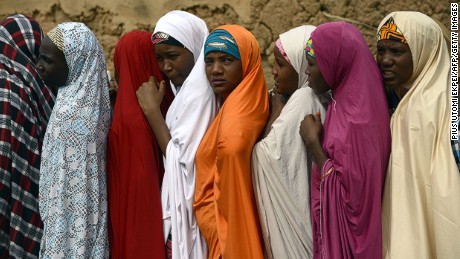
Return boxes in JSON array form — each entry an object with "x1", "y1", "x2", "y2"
[{"x1": 1, "y1": 0, "x2": 452, "y2": 86}]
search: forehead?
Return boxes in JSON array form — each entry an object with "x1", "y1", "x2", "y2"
[
  {"x1": 205, "y1": 51, "x2": 234, "y2": 59},
  {"x1": 273, "y1": 46, "x2": 289, "y2": 61},
  {"x1": 154, "y1": 44, "x2": 186, "y2": 54},
  {"x1": 40, "y1": 36, "x2": 63, "y2": 56},
  {"x1": 305, "y1": 54, "x2": 316, "y2": 63},
  {"x1": 377, "y1": 39, "x2": 409, "y2": 49}
]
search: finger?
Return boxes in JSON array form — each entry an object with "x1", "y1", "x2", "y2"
[
  {"x1": 315, "y1": 112, "x2": 321, "y2": 121},
  {"x1": 158, "y1": 80, "x2": 166, "y2": 95},
  {"x1": 149, "y1": 76, "x2": 155, "y2": 83}
]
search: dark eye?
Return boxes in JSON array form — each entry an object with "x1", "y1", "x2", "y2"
[
  {"x1": 40, "y1": 56, "x2": 52, "y2": 64},
  {"x1": 390, "y1": 48, "x2": 403, "y2": 54},
  {"x1": 274, "y1": 59, "x2": 282, "y2": 66},
  {"x1": 155, "y1": 55, "x2": 163, "y2": 61},
  {"x1": 223, "y1": 57, "x2": 234, "y2": 64},
  {"x1": 168, "y1": 53, "x2": 179, "y2": 60},
  {"x1": 204, "y1": 58, "x2": 213, "y2": 64}
]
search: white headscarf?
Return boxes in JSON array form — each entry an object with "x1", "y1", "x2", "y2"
[
  {"x1": 252, "y1": 25, "x2": 325, "y2": 259},
  {"x1": 380, "y1": 12, "x2": 460, "y2": 259},
  {"x1": 155, "y1": 10, "x2": 218, "y2": 259},
  {"x1": 39, "y1": 22, "x2": 111, "y2": 258}
]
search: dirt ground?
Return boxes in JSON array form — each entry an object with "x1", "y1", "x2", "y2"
[{"x1": 1, "y1": 0, "x2": 452, "y2": 86}]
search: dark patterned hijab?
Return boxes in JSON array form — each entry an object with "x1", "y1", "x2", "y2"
[{"x1": 0, "y1": 14, "x2": 54, "y2": 258}]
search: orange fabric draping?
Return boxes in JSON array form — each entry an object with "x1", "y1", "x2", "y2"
[{"x1": 193, "y1": 25, "x2": 269, "y2": 259}]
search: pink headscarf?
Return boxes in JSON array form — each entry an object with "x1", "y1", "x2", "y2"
[{"x1": 310, "y1": 22, "x2": 391, "y2": 259}]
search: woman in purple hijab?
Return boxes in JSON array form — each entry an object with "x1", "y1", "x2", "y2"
[{"x1": 299, "y1": 22, "x2": 391, "y2": 259}]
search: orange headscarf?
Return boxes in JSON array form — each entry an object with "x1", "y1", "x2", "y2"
[{"x1": 193, "y1": 24, "x2": 269, "y2": 259}]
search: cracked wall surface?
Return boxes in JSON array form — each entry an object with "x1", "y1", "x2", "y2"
[{"x1": 1, "y1": 0, "x2": 452, "y2": 86}]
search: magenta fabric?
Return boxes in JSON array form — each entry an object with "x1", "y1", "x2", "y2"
[{"x1": 309, "y1": 22, "x2": 391, "y2": 259}]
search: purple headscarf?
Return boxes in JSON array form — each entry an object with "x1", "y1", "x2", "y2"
[{"x1": 310, "y1": 22, "x2": 391, "y2": 259}]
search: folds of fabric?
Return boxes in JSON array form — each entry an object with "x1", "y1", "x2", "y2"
[
  {"x1": 380, "y1": 12, "x2": 460, "y2": 259},
  {"x1": 252, "y1": 25, "x2": 324, "y2": 259},
  {"x1": 194, "y1": 24, "x2": 269, "y2": 259},
  {"x1": 39, "y1": 22, "x2": 111, "y2": 258},
  {"x1": 107, "y1": 31, "x2": 174, "y2": 258},
  {"x1": 155, "y1": 11, "x2": 218, "y2": 259},
  {"x1": 309, "y1": 22, "x2": 391, "y2": 259},
  {"x1": 252, "y1": 87, "x2": 325, "y2": 259},
  {"x1": 0, "y1": 14, "x2": 55, "y2": 258}
]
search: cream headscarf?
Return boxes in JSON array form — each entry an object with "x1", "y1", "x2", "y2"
[
  {"x1": 380, "y1": 11, "x2": 460, "y2": 259},
  {"x1": 252, "y1": 25, "x2": 325, "y2": 259}
]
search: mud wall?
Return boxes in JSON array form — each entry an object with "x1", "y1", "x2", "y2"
[{"x1": 1, "y1": 0, "x2": 452, "y2": 86}]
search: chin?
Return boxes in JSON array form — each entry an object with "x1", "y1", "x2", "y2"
[
  {"x1": 171, "y1": 79, "x2": 184, "y2": 87},
  {"x1": 212, "y1": 87, "x2": 229, "y2": 95}
]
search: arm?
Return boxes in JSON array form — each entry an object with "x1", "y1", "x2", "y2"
[
  {"x1": 136, "y1": 76, "x2": 171, "y2": 155},
  {"x1": 261, "y1": 92, "x2": 286, "y2": 138},
  {"x1": 300, "y1": 113, "x2": 328, "y2": 170}
]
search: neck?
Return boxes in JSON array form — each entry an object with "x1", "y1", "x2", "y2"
[{"x1": 394, "y1": 86, "x2": 409, "y2": 99}]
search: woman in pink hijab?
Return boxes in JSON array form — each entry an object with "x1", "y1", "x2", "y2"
[{"x1": 299, "y1": 22, "x2": 391, "y2": 259}]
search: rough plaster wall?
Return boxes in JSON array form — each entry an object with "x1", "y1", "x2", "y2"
[{"x1": 1, "y1": 0, "x2": 452, "y2": 86}]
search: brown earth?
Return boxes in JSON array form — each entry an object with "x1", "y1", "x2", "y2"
[{"x1": 1, "y1": 0, "x2": 452, "y2": 86}]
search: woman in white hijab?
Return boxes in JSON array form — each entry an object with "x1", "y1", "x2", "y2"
[
  {"x1": 37, "y1": 22, "x2": 111, "y2": 257},
  {"x1": 136, "y1": 10, "x2": 218, "y2": 259},
  {"x1": 252, "y1": 25, "x2": 326, "y2": 259},
  {"x1": 377, "y1": 11, "x2": 460, "y2": 258}
]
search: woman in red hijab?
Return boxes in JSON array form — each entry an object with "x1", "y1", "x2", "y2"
[{"x1": 107, "y1": 31, "x2": 174, "y2": 258}]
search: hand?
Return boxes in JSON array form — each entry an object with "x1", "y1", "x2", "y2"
[
  {"x1": 299, "y1": 113, "x2": 323, "y2": 149},
  {"x1": 270, "y1": 91, "x2": 286, "y2": 115},
  {"x1": 136, "y1": 76, "x2": 165, "y2": 115}
]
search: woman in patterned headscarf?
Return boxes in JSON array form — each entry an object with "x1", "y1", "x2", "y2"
[
  {"x1": 299, "y1": 22, "x2": 391, "y2": 259},
  {"x1": 37, "y1": 22, "x2": 111, "y2": 258},
  {"x1": 194, "y1": 25, "x2": 269, "y2": 259},
  {"x1": 0, "y1": 14, "x2": 55, "y2": 258},
  {"x1": 377, "y1": 11, "x2": 460, "y2": 258},
  {"x1": 252, "y1": 25, "x2": 326, "y2": 259}
]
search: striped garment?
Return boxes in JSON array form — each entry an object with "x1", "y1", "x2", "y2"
[{"x1": 0, "y1": 14, "x2": 54, "y2": 258}]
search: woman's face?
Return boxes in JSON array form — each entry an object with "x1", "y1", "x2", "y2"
[
  {"x1": 305, "y1": 55, "x2": 330, "y2": 94},
  {"x1": 377, "y1": 39, "x2": 413, "y2": 88},
  {"x1": 205, "y1": 51, "x2": 243, "y2": 95},
  {"x1": 154, "y1": 44, "x2": 195, "y2": 87},
  {"x1": 36, "y1": 36, "x2": 69, "y2": 94},
  {"x1": 272, "y1": 45, "x2": 298, "y2": 95}
]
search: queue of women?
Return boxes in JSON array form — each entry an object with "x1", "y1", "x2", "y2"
[{"x1": 0, "y1": 9, "x2": 458, "y2": 259}]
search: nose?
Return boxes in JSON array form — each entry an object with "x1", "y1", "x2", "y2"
[
  {"x1": 36, "y1": 59, "x2": 44, "y2": 74},
  {"x1": 211, "y1": 61, "x2": 223, "y2": 75},
  {"x1": 271, "y1": 65, "x2": 277, "y2": 76},
  {"x1": 379, "y1": 52, "x2": 393, "y2": 67},
  {"x1": 162, "y1": 60, "x2": 173, "y2": 73}
]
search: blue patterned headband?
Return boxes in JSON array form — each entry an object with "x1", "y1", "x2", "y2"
[{"x1": 204, "y1": 29, "x2": 240, "y2": 60}]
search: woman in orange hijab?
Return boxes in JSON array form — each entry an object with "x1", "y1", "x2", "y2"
[{"x1": 193, "y1": 25, "x2": 269, "y2": 259}]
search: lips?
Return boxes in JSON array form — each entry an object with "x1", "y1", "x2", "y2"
[
  {"x1": 381, "y1": 70, "x2": 395, "y2": 80},
  {"x1": 211, "y1": 78, "x2": 226, "y2": 86}
]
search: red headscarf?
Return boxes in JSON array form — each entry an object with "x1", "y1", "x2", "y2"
[
  {"x1": 107, "y1": 31, "x2": 174, "y2": 258},
  {"x1": 310, "y1": 22, "x2": 391, "y2": 259}
]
